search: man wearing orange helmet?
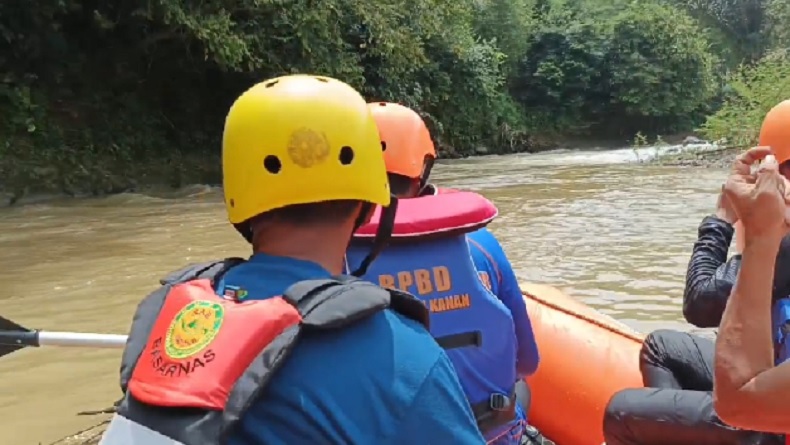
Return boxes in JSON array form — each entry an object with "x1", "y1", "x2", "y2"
[
  {"x1": 346, "y1": 102, "x2": 543, "y2": 445},
  {"x1": 603, "y1": 101, "x2": 790, "y2": 445},
  {"x1": 712, "y1": 132, "x2": 790, "y2": 443}
]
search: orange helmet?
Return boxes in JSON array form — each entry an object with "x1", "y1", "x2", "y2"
[
  {"x1": 759, "y1": 100, "x2": 790, "y2": 164},
  {"x1": 368, "y1": 102, "x2": 436, "y2": 182}
]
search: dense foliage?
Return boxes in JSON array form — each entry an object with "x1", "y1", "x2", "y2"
[
  {"x1": 700, "y1": 49, "x2": 790, "y2": 147},
  {"x1": 0, "y1": 0, "x2": 786, "y2": 195},
  {"x1": 698, "y1": 1, "x2": 790, "y2": 146}
]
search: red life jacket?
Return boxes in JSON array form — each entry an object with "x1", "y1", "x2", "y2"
[
  {"x1": 353, "y1": 190, "x2": 496, "y2": 241},
  {"x1": 102, "y1": 262, "x2": 428, "y2": 445}
]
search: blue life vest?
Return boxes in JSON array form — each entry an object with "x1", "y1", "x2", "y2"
[
  {"x1": 773, "y1": 297, "x2": 790, "y2": 365},
  {"x1": 348, "y1": 191, "x2": 519, "y2": 433}
]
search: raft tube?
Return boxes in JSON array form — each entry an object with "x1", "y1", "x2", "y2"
[{"x1": 521, "y1": 283, "x2": 644, "y2": 445}]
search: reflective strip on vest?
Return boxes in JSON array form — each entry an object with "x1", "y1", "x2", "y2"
[{"x1": 100, "y1": 414, "x2": 185, "y2": 445}]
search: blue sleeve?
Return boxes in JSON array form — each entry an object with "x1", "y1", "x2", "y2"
[
  {"x1": 474, "y1": 230, "x2": 540, "y2": 377},
  {"x1": 394, "y1": 353, "x2": 485, "y2": 444}
]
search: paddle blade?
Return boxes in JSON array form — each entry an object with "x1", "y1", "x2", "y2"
[{"x1": 0, "y1": 315, "x2": 29, "y2": 359}]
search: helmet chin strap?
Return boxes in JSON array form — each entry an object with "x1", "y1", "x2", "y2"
[
  {"x1": 350, "y1": 196, "x2": 398, "y2": 277},
  {"x1": 419, "y1": 157, "x2": 435, "y2": 190},
  {"x1": 236, "y1": 197, "x2": 397, "y2": 277}
]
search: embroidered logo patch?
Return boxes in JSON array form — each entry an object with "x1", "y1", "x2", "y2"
[{"x1": 165, "y1": 300, "x2": 224, "y2": 359}]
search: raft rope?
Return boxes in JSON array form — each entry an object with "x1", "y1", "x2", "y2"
[{"x1": 522, "y1": 290, "x2": 644, "y2": 343}]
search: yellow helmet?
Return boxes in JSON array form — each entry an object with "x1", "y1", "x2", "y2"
[{"x1": 222, "y1": 75, "x2": 390, "y2": 225}]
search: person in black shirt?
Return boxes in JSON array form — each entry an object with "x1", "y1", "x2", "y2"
[{"x1": 601, "y1": 185, "x2": 790, "y2": 445}]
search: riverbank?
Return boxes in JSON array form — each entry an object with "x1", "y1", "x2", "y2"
[
  {"x1": 0, "y1": 138, "x2": 561, "y2": 207},
  {"x1": 1, "y1": 140, "x2": 737, "y2": 208},
  {"x1": 643, "y1": 145, "x2": 740, "y2": 168}
]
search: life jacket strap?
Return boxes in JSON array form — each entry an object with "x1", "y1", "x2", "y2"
[
  {"x1": 472, "y1": 388, "x2": 517, "y2": 434},
  {"x1": 435, "y1": 331, "x2": 482, "y2": 350},
  {"x1": 773, "y1": 298, "x2": 790, "y2": 365}
]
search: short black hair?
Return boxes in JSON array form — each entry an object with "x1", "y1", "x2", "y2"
[{"x1": 250, "y1": 200, "x2": 360, "y2": 227}]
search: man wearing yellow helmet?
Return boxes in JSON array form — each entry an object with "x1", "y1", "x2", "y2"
[
  {"x1": 99, "y1": 76, "x2": 485, "y2": 445},
  {"x1": 346, "y1": 102, "x2": 546, "y2": 445}
]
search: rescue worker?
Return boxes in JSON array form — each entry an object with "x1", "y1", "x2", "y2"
[
  {"x1": 602, "y1": 101, "x2": 790, "y2": 445},
  {"x1": 353, "y1": 102, "x2": 544, "y2": 445},
  {"x1": 100, "y1": 76, "x2": 486, "y2": 445},
  {"x1": 713, "y1": 144, "x2": 790, "y2": 435}
]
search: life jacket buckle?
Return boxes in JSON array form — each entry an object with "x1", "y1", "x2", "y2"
[{"x1": 489, "y1": 393, "x2": 512, "y2": 412}]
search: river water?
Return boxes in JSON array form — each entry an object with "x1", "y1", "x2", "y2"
[{"x1": 0, "y1": 144, "x2": 728, "y2": 444}]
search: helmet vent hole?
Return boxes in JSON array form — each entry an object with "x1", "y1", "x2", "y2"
[
  {"x1": 381, "y1": 141, "x2": 387, "y2": 151},
  {"x1": 229, "y1": 199, "x2": 235, "y2": 208},
  {"x1": 339, "y1": 146, "x2": 355, "y2": 165},
  {"x1": 315, "y1": 77, "x2": 329, "y2": 83},
  {"x1": 264, "y1": 80, "x2": 279, "y2": 88},
  {"x1": 263, "y1": 155, "x2": 282, "y2": 173}
]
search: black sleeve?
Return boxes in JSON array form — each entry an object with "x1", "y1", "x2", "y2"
[{"x1": 682, "y1": 215, "x2": 740, "y2": 328}]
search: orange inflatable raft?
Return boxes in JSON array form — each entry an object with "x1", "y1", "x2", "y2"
[{"x1": 521, "y1": 283, "x2": 644, "y2": 445}]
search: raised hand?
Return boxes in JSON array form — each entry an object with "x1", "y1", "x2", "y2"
[{"x1": 723, "y1": 146, "x2": 790, "y2": 245}]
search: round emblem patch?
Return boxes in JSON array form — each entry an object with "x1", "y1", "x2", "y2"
[
  {"x1": 165, "y1": 300, "x2": 224, "y2": 359},
  {"x1": 287, "y1": 127, "x2": 330, "y2": 168}
]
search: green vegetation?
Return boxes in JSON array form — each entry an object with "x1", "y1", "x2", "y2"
[
  {"x1": 0, "y1": 0, "x2": 786, "y2": 196},
  {"x1": 691, "y1": 0, "x2": 790, "y2": 149},
  {"x1": 700, "y1": 50, "x2": 790, "y2": 147}
]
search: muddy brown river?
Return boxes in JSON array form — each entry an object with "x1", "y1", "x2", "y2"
[{"x1": 0, "y1": 147, "x2": 728, "y2": 444}]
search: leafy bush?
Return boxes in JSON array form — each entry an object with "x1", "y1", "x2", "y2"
[
  {"x1": 0, "y1": 0, "x2": 773, "y2": 195},
  {"x1": 699, "y1": 49, "x2": 790, "y2": 147}
]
